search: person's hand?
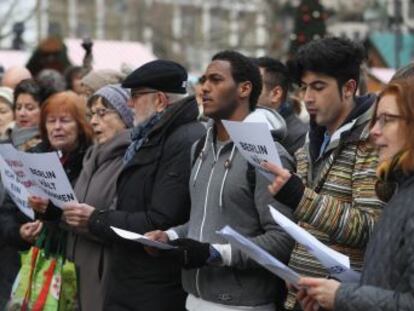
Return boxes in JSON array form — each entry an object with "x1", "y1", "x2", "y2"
[
  {"x1": 81, "y1": 37, "x2": 93, "y2": 54},
  {"x1": 28, "y1": 196, "x2": 49, "y2": 214},
  {"x1": 19, "y1": 220, "x2": 43, "y2": 244},
  {"x1": 298, "y1": 277, "x2": 340, "y2": 310},
  {"x1": 261, "y1": 161, "x2": 292, "y2": 195},
  {"x1": 145, "y1": 230, "x2": 170, "y2": 243},
  {"x1": 63, "y1": 203, "x2": 95, "y2": 229},
  {"x1": 168, "y1": 238, "x2": 211, "y2": 269},
  {"x1": 144, "y1": 230, "x2": 170, "y2": 256},
  {"x1": 297, "y1": 287, "x2": 320, "y2": 311}
]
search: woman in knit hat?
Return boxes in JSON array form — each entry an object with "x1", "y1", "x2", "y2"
[
  {"x1": 0, "y1": 87, "x2": 14, "y2": 140},
  {"x1": 32, "y1": 84, "x2": 133, "y2": 311}
]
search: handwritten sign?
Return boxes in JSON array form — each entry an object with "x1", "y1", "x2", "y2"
[{"x1": 222, "y1": 120, "x2": 282, "y2": 181}]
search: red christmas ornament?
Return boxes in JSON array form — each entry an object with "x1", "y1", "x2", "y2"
[
  {"x1": 298, "y1": 33, "x2": 306, "y2": 43},
  {"x1": 303, "y1": 14, "x2": 311, "y2": 23}
]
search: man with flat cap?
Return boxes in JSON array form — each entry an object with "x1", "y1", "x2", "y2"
[{"x1": 88, "y1": 60, "x2": 205, "y2": 311}]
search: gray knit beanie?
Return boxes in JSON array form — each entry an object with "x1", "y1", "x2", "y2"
[{"x1": 94, "y1": 84, "x2": 134, "y2": 128}]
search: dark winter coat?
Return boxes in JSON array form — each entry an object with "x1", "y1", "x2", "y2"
[
  {"x1": 335, "y1": 172, "x2": 414, "y2": 311},
  {"x1": 89, "y1": 96, "x2": 206, "y2": 311}
]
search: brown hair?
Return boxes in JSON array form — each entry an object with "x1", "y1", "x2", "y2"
[
  {"x1": 371, "y1": 78, "x2": 414, "y2": 173},
  {"x1": 40, "y1": 91, "x2": 93, "y2": 147}
]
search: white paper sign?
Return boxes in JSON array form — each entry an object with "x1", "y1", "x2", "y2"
[
  {"x1": 222, "y1": 120, "x2": 281, "y2": 181},
  {"x1": 0, "y1": 144, "x2": 77, "y2": 208},
  {"x1": 0, "y1": 156, "x2": 34, "y2": 219},
  {"x1": 111, "y1": 226, "x2": 177, "y2": 250},
  {"x1": 20, "y1": 151, "x2": 77, "y2": 208},
  {"x1": 268, "y1": 205, "x2": 360, "y2": 282},
  {"x1": 0, "y1": 144, "x2": 45, "y2": 197},
  {"x1": 217, "y1": 225, "x2": 300, "y2": 286}
]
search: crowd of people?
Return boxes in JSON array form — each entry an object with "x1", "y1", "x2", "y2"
[{"x1": 0, "y1": 35, "x2": 413, "y2": 311}]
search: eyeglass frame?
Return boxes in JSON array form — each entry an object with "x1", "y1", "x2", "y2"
[
  {"x1": 130, "y1": 89, "x2": 159, "y2": 100},
  {"x1": 373, "y1": 113, "x2": 407, "y2": 129},
  {"x1": 87, "y1": 107, "x2": 117, "y2": 119}
]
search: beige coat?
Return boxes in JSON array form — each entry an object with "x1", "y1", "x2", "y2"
[{"x1": 67, "y1": 130, "x2": 130, "y2": 311}]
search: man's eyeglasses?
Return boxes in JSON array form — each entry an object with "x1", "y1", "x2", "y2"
[
  {"x1": 87, "y1": 108, "x2": 117, "y2": 119},
  {"x1": 373, "y1": 113, "x2": 406, "y2": 129},
  {"x1": 131, "y1": 90, "x2": 158, "y2": 99}
]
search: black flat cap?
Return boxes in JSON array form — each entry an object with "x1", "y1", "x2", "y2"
[{"x1": 122, "y1": 60, "x2": 188, "y2": 94}]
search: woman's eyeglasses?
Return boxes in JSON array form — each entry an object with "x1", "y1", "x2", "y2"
[
  {"x1": 373, "y1": 113, "x2": 405, "y2": 129},
  {"x1": 87, "y1": 108, "x2": 116, "y2": 119}
]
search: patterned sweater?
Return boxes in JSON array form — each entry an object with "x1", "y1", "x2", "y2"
[{"x1": 285, "y1": 100, "x2": 384, "y2": 309}]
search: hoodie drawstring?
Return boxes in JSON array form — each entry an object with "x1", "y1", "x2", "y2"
[
  {"x1": 219, "y1": 144, "x2": 236, "y2": 211},
  {"x1": 193, "y1": 126, "x2": 213, "y2": 186}
]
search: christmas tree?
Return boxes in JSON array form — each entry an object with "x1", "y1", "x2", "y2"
[{"x1": 289, "y1": 0, "x2": 326, "y2": 56}]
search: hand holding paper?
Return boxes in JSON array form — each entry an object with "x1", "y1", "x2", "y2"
[
  {"x1": 268, "y1": 205, "x2": 360, "y2": 282},
  {"x1": 217, "y1": 225, "x2": 300, "y2": 287},
  {"x1": 64, "y1": 202, "x2": 95, "y2": 229},
  {"x1": 261, "y1": 161, "x2": 292, "y2": 196},
  {"x1": 221, "y1": 120, "x2": 282, "y2": 181},
  {"x1": 111, "y1": 226, "x2": 176, "y2": 250},
  {"x1": 28, "y1": 195, "x2": 49, "y2": 214}
]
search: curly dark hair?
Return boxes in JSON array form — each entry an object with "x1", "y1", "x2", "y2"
[
  {"x1": 288, "y1": 37, "x2": 366, "y2": 95},
  {"x1": 212, "y1": 50, "x2": 262, "y2": 111}
]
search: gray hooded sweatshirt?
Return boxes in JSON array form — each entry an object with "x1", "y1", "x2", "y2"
[{"x1": 172, "y1": 120, "x2": 295, "y2": 307}]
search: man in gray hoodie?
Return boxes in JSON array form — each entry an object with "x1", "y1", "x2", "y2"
[{"x1": 146, "y1": 51, "x2": 295, "y2": 311}]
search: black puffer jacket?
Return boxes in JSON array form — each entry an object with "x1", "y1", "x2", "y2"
[
  {"x1": 89, "y1": 96, "x2": 205, "y2": 311},
  {"x1": 335, "y1": 172, "x2": 414, "y2": 311}
]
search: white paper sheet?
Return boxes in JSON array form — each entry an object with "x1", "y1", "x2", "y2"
[
  {"x1": 217, "y1": 225, "x2": 300, "y2": 286},
  {"x1": 0, "y1": 155, "x2": 34, "y2": 219},
  {"x1": 222, "y1": 120, "x2": 282, "y2": 181},
  {"x1": 0, "y1": 144, "x2": 78, "y2": 208},
  {"x1": 21, "y1": 151, "x2": 78, "y2": 207},
  {"x1": 111, "y1": 226, "x2": 176, "y2": 250},
  {"x1": 268, "y1": 205, "x2": 360, "y2": 282}
]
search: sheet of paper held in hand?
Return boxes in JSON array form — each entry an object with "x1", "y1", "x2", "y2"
[
  {"x1": 0, "y1": 155, "x2": 34, "y2": 219},
  {"x1": 0, "y1": 144, "x2": 78, "y2": 208},
  {"x1": 20, "y1": 151, "x2": 78, "y2": 208},
  {"x1": 217, "y1": 225, "x2": 300, "y2": 287},
  {"x1": 111, "y1": 226, "x2": 176, "y2": 250},
  {"x1": 0, "y1": 144, "x2": 45, "y2": 198},
  {"x1": 221, "y1": 120, "x2": 281, "y2": 181},
  {"x1": 268, "y1": 205, "x2": 361, "y2": 282}
]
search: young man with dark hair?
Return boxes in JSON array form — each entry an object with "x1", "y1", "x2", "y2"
[
  {"x1": 147, "y1": 50, "x2": 295, "y2": 311},
  {"x1": 261, "y1": 37, "x2": 384, "y2": 310},
  {"x1": 254, "y1": 57, "x2": 308, "y2": 155}
]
